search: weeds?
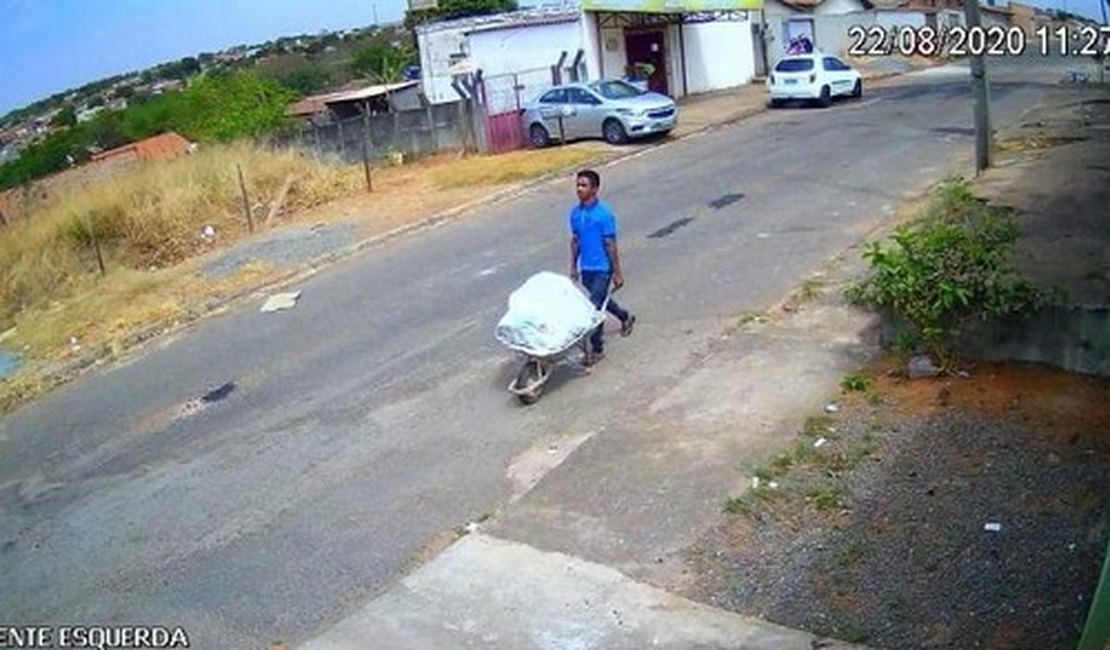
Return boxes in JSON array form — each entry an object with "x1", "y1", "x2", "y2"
[
  {"x1": 995, "y1": 135, "x2": 1087, "y2": 153},
  {"x1": 823, "y1": 443, "x2": 878, "y2": 476},
  {"x1": 802, "y1": 415, "x2": 834, "y2": 438},
  {"x1": 0, "y1": 142, "x2": 362, "y2": 331},
  {"x1": 796, "y1": 276, "x2": 825, "y2": 302},
  {"x1": 767, "y1": 439, "x2": 822, "y2": 477},
  {"x1": 724, "y1": 497, "x2": 751, "y2": 516},
  {"x1": 429, "y1": 146, "x2": 604, "y2": 189},
  {"x1": 839, "y1": 622, "x2": 873, "y2": 644},
  {"x1": 738, "y1": 310, "x2": 769, "y2": 326},
  {"x1": 840, "y1": 372, "x2": 872, "y2": 393},
  {"x1": 847, "y1": 178, "x2": 1056, "y2": 367},
  {"x1": 807, "y1": 485, "x2": 846, "y2": 511}
]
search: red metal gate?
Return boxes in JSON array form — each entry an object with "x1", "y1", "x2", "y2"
[
  {"x1": 478, "y1": 67, "x2": 555, "y2": 155},
  {"x1": 485, "y1": 111, "x2": 524, "y2": 154}
]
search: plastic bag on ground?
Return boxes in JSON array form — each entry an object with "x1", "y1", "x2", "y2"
[{"x1": 495, "y1": 272, "x2": 601, "y2": 356}]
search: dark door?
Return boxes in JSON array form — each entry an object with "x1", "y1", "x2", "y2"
[{"x1": 625, "y1": 30, "x2": 668, "y2": 95}]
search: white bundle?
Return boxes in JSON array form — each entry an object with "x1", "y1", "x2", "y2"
[{"x1": 495, "y1": 272, "x2": 602, "y2": 356}]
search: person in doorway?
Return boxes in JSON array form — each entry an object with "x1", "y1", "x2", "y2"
[{"x1": 568, "y1": 169, "x2": 636, "y2": 366}]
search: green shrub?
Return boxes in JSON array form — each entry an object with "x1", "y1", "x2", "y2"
[{"x1": 848, "y1": 180, "x2": 1056, "y2": 365}]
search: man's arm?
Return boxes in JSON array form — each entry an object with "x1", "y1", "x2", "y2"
[
  {"x1": 569, "y1": 234, "x2": 580, "y2": 282},
  {"x1": 605, "y1": 237, "x2": 624, "y2": 290}
]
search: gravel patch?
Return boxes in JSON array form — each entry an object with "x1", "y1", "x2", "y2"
[
  {"x1": 201, "y1": 222, "x2": 359, "y2": 280},
  {"x1": 688, "y1": 362, "x2": 1110, "y2": 649}
]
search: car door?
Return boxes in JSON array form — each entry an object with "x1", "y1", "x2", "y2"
[
  {"x1": 535, "y1": 88, "x2": 569, "y2": 138},
  {"x1": 823, "y1": 57, "x2": 853, "y2": 95},
  {"x1": 564, "y1": 87, "x2": 605, "y2": 139}
]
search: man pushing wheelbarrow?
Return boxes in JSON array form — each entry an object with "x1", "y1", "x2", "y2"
[
  {"x1": 494, "y1": 169, "x2": 637, "y2": 405},
  {"x1": 567, "y1": 169, "x2": 637, "y2": 367}
]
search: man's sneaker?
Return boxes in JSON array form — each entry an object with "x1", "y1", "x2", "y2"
[{"x1": 621, "y1": 315, "x2": 637, "y2": 337}]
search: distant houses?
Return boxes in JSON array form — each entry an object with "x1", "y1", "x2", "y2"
[{"x1": 0, "y1": 132, "x2": 194, "y2": 226}]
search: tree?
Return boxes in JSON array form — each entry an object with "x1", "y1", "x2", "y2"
[
  {"x1": 405, "y1": 0, "x2": 517, "y2": 29},
  {"x1": 276, "y1": 67, "x2": 334, "y2": 95},
  {"x1": 179, "y1": 70, "x2": 294, "y2": 142},
  {"x1": 305, "y1": 31, "x2": 342, "y2": 55},
  {"x1": 52, "y1": 106, "x2": 77, "y2": 128},
  {"x1": 179, "y1": 56, "x2": 202, "y2": 79},
  {"x1": 351, "y1": 42, "x2": 416, "y2": 84}
]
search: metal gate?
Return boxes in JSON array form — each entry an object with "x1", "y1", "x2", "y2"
[{"x1": 478, "y1": 67, "x2": 556, "y2": 154}]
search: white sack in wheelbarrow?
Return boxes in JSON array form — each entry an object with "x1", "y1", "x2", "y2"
[{"x1": 495, "y1": 271, "x2": 600, "y2": 356}]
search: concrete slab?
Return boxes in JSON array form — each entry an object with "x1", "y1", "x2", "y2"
[{"x1": 301, "y1": 533, "x2": 864, "y2": 650}]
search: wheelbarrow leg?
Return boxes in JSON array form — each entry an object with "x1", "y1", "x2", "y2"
[{"x1": 513, "y1": 358, "x2": 551, "y2": 405}]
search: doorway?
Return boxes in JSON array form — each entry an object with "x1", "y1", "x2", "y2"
[
  {"x1": 624, "y1": 29, "x2": 668, "y2": 95},
  {"x1": 784, "y1": 18, "x2": 815, "y2": 52}
]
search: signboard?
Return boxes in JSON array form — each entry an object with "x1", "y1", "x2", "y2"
[
  {"x1": 408, "y1": 0, "x2": 439, "y2": 10},
  {"x1": 581, "y1": 0, "x2": 763, "y2": 11}
]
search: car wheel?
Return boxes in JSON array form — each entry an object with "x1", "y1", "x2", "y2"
[
  {"x1": 770, "y1": 98, "x2": 785, "y2": 109},
  {"x1": 817, "y1": 85, "x2": 832, "y2": 108},
  {"x1": 851, "y1": 79, "x2": 863, "y2": 99},
  {"x1": 529, "y1": 124, "x2": 551, "y2": 148},
  {"x1": 603, "y1": 119, "x2": 628, "y2": 145}
]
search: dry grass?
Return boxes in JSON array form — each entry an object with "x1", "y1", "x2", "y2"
[
  {"x1": 7, "y1": 261, "x2": 280, "y2": 363},
  {"x1": 995, "y1": 135, "x2": 1088, "y2": 154},
  {"x1": 429, "y1": 145, "x2": 610, "y2": 189},
  {"x1": 0, "y1": 142, "x2": 363, "y2": 330},
  {"x1": 0, "y1": 138, "x2": 620, "y2": 413}
]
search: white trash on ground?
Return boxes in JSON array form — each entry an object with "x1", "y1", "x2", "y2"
[
  {"x1": 260, "y1": 291, "x2": 301, "y2": 313},
  {"x1": 495, "y1": 272, "x2": 601, "y2": 356}
]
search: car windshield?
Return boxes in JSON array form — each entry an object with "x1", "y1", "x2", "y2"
[
  {"x1": 589, "y1": 80, "x2": 644, "y2": 100},
  {"x1": 774, "y1": 58, "x2": 815, "y2": 72}
]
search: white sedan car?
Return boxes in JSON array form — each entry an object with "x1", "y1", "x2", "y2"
[{"x1": 766, "y1": 53, "x2": 862, "y2": 108}]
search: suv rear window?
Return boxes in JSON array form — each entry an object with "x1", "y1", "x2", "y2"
[{"x1": 774, "y1": 59, "x2": 815, "y2": 72}]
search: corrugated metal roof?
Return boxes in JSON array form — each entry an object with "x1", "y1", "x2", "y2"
[
  {"x1": 287, "y1": 81, "x2": 420, "y2": 116},
  {"x1": 323, "y1": 81, "x2": 420, "y2": 103},
  {"x1": 415, "y1": 7, "x2": 582, "y2": 36}
]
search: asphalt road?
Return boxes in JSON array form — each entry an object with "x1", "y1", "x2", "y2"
[{"x1": 0, "y1": 53, "x2": 1087, "y2": 648}]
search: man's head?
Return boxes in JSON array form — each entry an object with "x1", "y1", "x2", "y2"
[{"x1": 576, "y1": 169, "x2": 601, "y2": 204}]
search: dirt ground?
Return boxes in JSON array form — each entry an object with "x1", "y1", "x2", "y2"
[
  {"x1": 681, "y1": 82, "x2": 1110, "y2": 650},
  {"x1": 686, "y1": 358, "x2": 1110, "y2": 649}
]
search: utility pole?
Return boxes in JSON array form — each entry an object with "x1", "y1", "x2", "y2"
[
  {"x1": 964, "y1": 0, "x2": 993, "y2": 174},
  {"x1": 1100, "y1": 0, "x2": 1109, "y2": 84}
]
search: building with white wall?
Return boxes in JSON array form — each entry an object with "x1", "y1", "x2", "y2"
[
  {"x1": 760, "y1": 0, "x2": 869, "y2": 66},
  {"x1": 581, "y1": 9, "x2": 756, "y2": 97},
  {"x1": 416, "y1": 8, "x2": 587, "y2": 110},
  {"x1": 415, "y1": 2, "x2": 763, "y2": 110}
]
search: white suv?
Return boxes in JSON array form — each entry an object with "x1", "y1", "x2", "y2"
[{"x1": 767, "y1": 53, "x2": 862, "y2": 108}]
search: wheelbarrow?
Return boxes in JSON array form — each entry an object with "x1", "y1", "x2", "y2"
[{"x1": 500, "y1": 289, "x2": 612, "y2": 406}]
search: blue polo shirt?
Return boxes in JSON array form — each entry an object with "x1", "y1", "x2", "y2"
[{"x1": 569, "y1": 199, "x2": 617, "y2": 272}]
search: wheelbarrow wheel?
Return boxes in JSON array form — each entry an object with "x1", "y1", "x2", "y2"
[{"x1": 515, "y1": 359, "x2": 545, "y2": 405}]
